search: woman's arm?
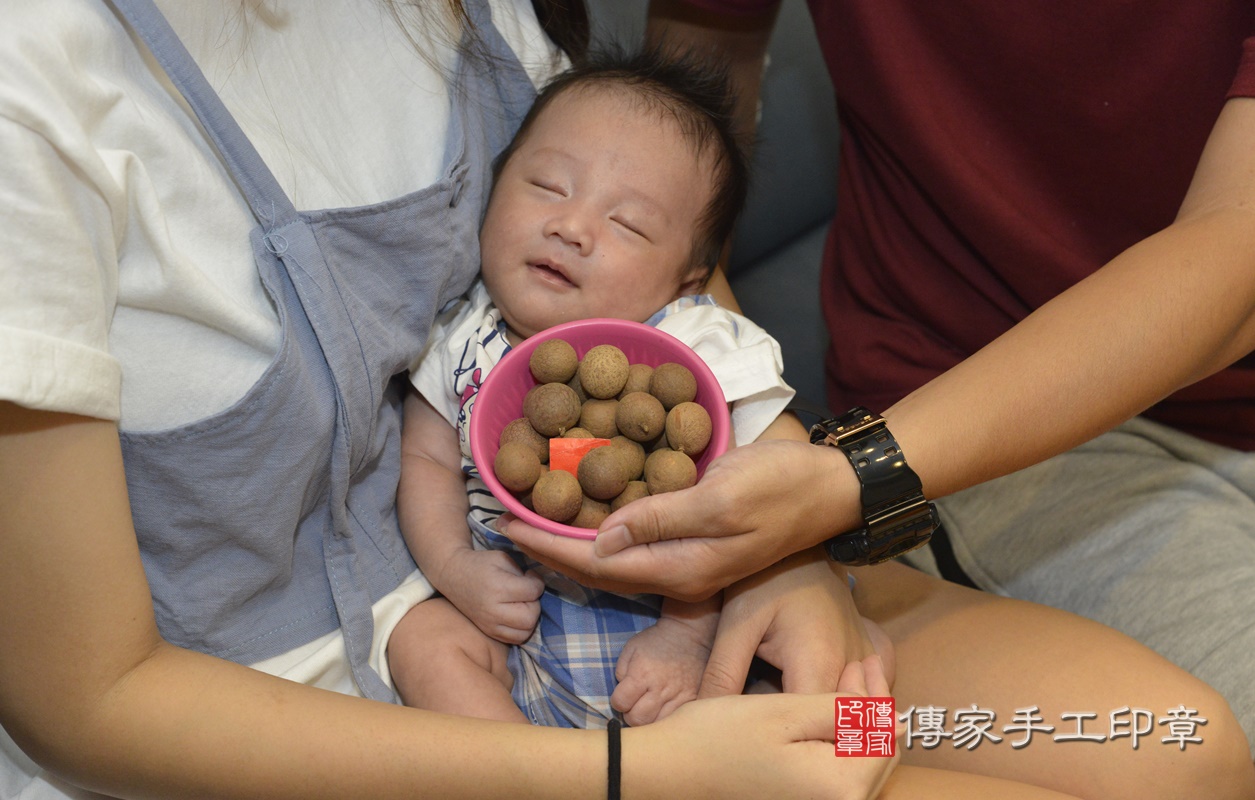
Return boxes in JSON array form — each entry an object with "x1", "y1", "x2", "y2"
[
  {"x1": 0, "y1": 403, "x2": 605, "y2": 799},
  {"x1": 0, "y1": 401, "x2": 899, "y2": 799},
  {"x1": 887, "y1": 96, "x2": 1255, "y2": 499}
]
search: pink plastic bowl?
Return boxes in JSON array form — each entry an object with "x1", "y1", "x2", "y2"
[{"x1": 469, "y1": 318, "x2": 731, "y2": 539}]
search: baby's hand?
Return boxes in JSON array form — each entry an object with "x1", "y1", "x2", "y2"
[
  {"x1": 611, "y1": 615, "x2": 714, "y2": 726},
  {"x1": 435, "y1": 547, "x2": 544, "y2": 644}
]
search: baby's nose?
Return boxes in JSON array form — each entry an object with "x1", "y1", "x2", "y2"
[{"x1": 545, "y1": 208, "x2": 593, "y2": 256}]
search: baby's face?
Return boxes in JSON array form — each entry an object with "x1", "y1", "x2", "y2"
[{"x1": 480, "y1": 87, "x2": 714, "y2": 341}]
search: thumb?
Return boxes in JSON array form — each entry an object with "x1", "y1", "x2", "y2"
[
  {"x1": 698, "y1": 618, "x2": 760, "y2": 700},
  {"x1": 593, "y1": 485, "x2": 709, "y2": 557},
  {"x1": 518, "y1": 569, "x2": 546, "y2": 600},
  {"x1": 861, "y1": 654, "x2": 891, "y2": 697},
  {"x1": 835, "y1": 659, "x2": 868, "y2": 696}
]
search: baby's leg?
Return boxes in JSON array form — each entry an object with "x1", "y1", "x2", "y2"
[{"x1": 387, "y1": 597, "x2": 527, "y2": 723}]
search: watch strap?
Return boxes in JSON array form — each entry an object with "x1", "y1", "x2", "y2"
[{"x1": 810, "y1": 407, "x2": 937, "y2": 565}]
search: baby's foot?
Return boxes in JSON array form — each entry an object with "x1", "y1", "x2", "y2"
[{"x1": 611, "y1": 617, "x2": 713, "y2": 726}]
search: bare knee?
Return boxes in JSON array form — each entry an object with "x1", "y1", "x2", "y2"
[
  {"x1": 855, "y1": 564, "x2": 1255, "y2": 800},
  {"x1": 387, "y1": 599, "x2": 510, "y2": 695},
  {"x1": 1158, "y1": 684, "x2": 1255, "y2": 800}
]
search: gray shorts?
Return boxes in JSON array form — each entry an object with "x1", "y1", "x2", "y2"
[{"x1": 903, "y1": 416, "x2": 1255, "y2": 755}]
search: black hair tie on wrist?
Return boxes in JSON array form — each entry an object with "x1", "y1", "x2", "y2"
[{"x1": 607, "y1": 717, "x2": 622, "y2": 800}]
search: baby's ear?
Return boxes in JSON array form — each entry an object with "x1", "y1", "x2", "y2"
[{"x1": 676, "y1": 263, "x2": 712, "y2": 298}]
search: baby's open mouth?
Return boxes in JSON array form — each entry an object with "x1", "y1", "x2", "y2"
[{"x1": 530, "y1": 261, "x2": 575, "y2": 288}]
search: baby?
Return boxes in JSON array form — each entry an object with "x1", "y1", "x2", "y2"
[{"x1": 391, "y1": 47, "x2": 885, "y2": 728}]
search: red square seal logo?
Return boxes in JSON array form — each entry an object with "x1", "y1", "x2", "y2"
[{"x1": 835, "y1": 697, "x2": 896, "y2": 757}]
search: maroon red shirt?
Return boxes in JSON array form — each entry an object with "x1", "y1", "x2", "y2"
[{"x1": 683, "y1": 0, "x2": 1255, "y2": 449}]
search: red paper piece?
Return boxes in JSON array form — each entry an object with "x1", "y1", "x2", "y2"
[{"x1": 549, "y1": 437, "x2": 612, "y2": 476}]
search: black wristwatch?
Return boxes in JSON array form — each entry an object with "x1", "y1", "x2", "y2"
[{"x1": 809, "y1": 407, "x2": 938, "y2": 566}]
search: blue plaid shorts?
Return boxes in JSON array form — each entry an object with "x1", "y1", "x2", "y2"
[{"x1": 473, "y1": 520, "x2": 661, "y2": 729}]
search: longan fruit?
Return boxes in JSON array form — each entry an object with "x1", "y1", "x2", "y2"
[
  {"x1": 615, "y1": 391, "x2": 666, "y2": 443},
  {"x1": 649, "y1": 362, "x2": 697, "y2": 410},
  {"x1": 578, "y1": 344, "x2": 630, "y2": 399},
  {"x1": 577, "y1": 445, "x2": 631, "y2": 501},
  {"x1": 494, "y1": 441, "x2": 542, "y2": 493},
  {"x1": 523, "y1": 382, "x2": 581, "y2": 437},
  {"x1": 609, "y1": 436, "x2": 646, "y2": 480},
  {"x1": 531, "y1": 469, "x2": 583, "y2": 523},
  {"x1": 644, "y1": 449, "x2": 697, "y2": 495},
  {"x1": 610, "y1": 480, "x2": 650, "y2": 511},
  {"x1": 578, "y1": 398, "x2": 620, "y2": 439},
  {"x1": 645, "y1": 433, "x2": 671, "y2": 453},
  {"x1": 500, "y1": 417, "x2": 549, "y2": 464},
  {"x1": 517, "y1": 464, "x2": 548, "y2": 510},
  {"x1": 530, "y1": 338, "x2": 579, "y2": 384},
  {"x1": 570, "y1": 496, "x2": 611, "y2": 528},
  {"x1": 567, "y1": 369, "x2": 589, "y2": 404},
  {"x1": 619, "y1": 363, "x2": 654, "y2": 398},
  {"x1": 665, "y1": 401, "x2": 712, "y2": 456},
  {"x1": 563, "y1": 427, "x2": 595, "y2": 439}
]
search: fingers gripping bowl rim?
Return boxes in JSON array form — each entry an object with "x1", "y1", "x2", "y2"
[{"x1": 469, "y1": 318, "x2": 731, "y2": 539}]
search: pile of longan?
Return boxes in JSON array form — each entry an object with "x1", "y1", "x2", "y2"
[{"x1": 492, "y1": 338, "x2": 714, "y2": 528}]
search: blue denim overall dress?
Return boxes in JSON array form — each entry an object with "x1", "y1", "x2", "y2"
[{"x1": 109, "y1": 0, "x2": 536, "y2": 702}]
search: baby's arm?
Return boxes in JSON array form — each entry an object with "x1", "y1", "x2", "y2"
[
  {"x1": 610, "y1": 593, "x2": 721, "y2": 727},
  {"x1": 399, "y1": 390, "x2": 543, "y2": 644}
]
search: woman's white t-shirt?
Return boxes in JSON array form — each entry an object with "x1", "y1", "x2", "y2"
[{"x1": 0, "y1": 0, "x2": 564, "y2": 431}]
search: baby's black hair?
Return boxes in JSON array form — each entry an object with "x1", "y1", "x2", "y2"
[{"x1": 493, "y1": 44, "x2": 750, "y2": 277}]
